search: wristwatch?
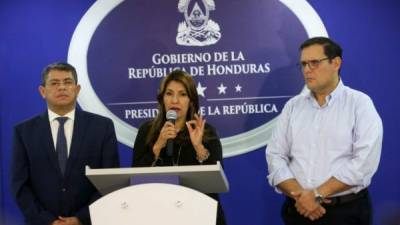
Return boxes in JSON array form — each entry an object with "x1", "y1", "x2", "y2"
[{"x1": 313, "y1": 189, "x2": 324, "y2": 204}]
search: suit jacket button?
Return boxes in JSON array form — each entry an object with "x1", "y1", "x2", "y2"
[{"x1": 62, "y1": 188, "x2": 66, "y2": 192}]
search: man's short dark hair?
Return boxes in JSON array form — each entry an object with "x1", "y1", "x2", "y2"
[
  {"x1": 41, "y1": 62, "x2": 78, "y2": 86},
  {"x1": 300, "y1": 37, "x2": 343, "y2": 60}
]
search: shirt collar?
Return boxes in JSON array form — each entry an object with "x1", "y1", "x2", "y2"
[
  {"x1": 324, "y1": 79, "x2": 345, "y2": 105},
  {"x1": 48, "y1": 109, "x2": 76, "y2": 122},
  {"x1": 305, "y1": 79, "x2": 345, "y2": 106}
]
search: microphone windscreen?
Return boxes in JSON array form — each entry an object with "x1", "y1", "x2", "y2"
[{"x1": 166, "y1": 110, "x2": 177, "y2": 122}]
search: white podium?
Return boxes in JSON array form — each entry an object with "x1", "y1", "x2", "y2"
[
  {"x1": 86, "y1": 161, "x2": 229, "y2": 225},
  {"x1": 90, "y1": 183, "x2": 217, "y2": 225}
]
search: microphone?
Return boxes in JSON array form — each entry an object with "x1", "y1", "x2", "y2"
[{"x1": 166, "y1": 110, "x2": 177, "y2": 157}]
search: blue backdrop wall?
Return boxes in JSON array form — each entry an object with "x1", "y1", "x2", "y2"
[{"x1": 1, "y1": 1, "x2": 400, "y2": 225}]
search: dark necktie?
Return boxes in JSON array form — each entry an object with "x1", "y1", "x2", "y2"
[{"x1": 56, "y1": 117, "x2": 68, "y2": 175}]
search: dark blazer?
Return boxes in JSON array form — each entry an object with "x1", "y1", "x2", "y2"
[
  {"x1": 132, "y1": 121, "x2": 227, "y2": 225},
  {"x1": 10, "y1": 110, "x2": 120, "y2": 225},
  {"x1": 132, "y1": 121, "x2": 223, "y2": 167}
]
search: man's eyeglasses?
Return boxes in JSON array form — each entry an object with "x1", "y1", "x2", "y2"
[
  {"x1": 45, "y1": 79, "x2": 76, "y2": 88},
  {"x1": 298, "y1": 57, "x2": 330, "y2": 70}
]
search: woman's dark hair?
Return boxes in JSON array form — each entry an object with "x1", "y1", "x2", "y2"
[{"x1": 146, "y1": 70, "x2": 215, "y2": 146}]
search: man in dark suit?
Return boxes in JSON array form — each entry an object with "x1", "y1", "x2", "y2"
[{"x1": 10, "y1": 62, "x2": 120, "y2": 225}]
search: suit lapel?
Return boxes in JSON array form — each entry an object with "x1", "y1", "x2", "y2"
[
  {"x1": 64, "y1": 110, "x2": 88, "y2": 179},
  {"x1": 39, "y1": 112, "x2": 63, "y2": 175}
]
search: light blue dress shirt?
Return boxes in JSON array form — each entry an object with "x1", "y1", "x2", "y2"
[{"x1": 266, "y1": 80, "x2": 383, "y2": 196}]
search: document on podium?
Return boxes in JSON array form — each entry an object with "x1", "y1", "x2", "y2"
[{"x1": 86, "y1": 161, "x2": 229, "y2": 195}]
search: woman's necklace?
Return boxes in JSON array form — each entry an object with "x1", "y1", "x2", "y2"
[{"x1": 172, "y1": 145, "x2": 182, "y2": 166}]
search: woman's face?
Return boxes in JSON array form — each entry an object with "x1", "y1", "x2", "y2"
[{"x1": 163, "y1": 80, "x2": 190, "y2": 121}]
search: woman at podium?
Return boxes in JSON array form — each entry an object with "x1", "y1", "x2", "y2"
[{"x1": 132, "y1": 70, "x2": 227, "y2": 225}]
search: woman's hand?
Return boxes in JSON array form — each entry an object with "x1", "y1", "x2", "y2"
[
  {"x1": 186, "y1": 114, "x2": 205, "y2": 148},
  {"x1": 186, "y1": 114, "x2": 210, "y2": 162},
  {"x1": 153, "y1": 121, "x2": 178, "y2": 157}
]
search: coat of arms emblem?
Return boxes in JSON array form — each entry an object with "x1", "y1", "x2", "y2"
[{"x1": 176, "y1": 0, "x2": 221, "y2": 46}]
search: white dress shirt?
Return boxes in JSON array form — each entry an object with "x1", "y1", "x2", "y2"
[
  {"x1": 48, "y1": 109, "x2": 75, "y2": 156},
  {"x1": 266, "y1": 80, "x2": 383, "y2": 196}
]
